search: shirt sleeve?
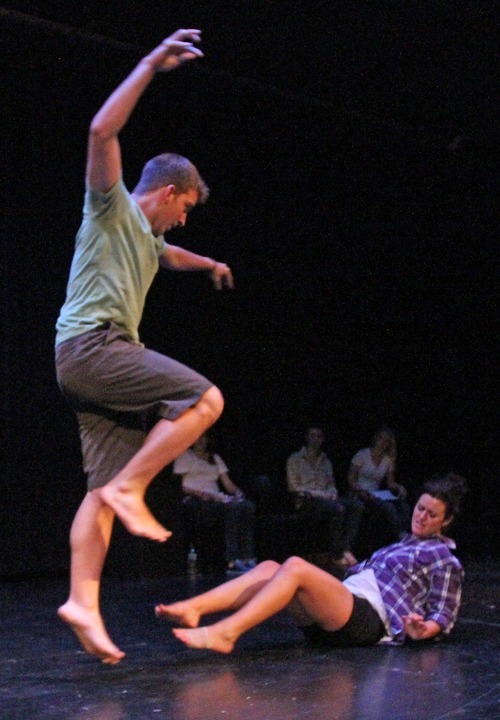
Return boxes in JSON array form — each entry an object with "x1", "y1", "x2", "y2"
[
  {"x1": 384, "y1": 456, "x2": 395, "y2": 476},
  {"x1": 351, "y1": 449, "x2": 365, "y2": 468},
  {"x1": 324, "y1": 457, "x2": 334, "y2": 480},
  {"x1": 84, "y1": 178, "x2": 128, "y2": 219},
  {"x1": 213, "y1": 453, "x2": 229, "y2": 476},
  {"x1": 424, "y1": 559, "x2": 464, "y2": 634},
  {"x1": 173, "y1": 451, "x2": 193, "y2": 475},
  {"x1": 286, "y1": 453, "x2": 302, "y2": 493},
  {"x1": 323, "y1": 457, "x2": 338, "y2": 495}
]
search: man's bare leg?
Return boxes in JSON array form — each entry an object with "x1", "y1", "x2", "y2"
[
  {"x1": 57, "y1": 491, "x2": 125, "y2": 664},
  {"x1": 155, "y1": 560, "x2": 281, "y2": 627},
  {"x1": 99, "y1": 386, "x2": 223, "y2": 540},
  {"x1": 58, "y1": 386, "x2": 223, "y2": 662},
  {"x1": 171, "y1": 556, "x2": 354, "y2": 654}
]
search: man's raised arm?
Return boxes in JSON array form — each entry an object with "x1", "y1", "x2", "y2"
[{"x1": 86, "y1": 29, "x2": 203, "y2": 193}]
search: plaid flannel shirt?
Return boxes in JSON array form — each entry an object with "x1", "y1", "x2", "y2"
[{"x1": 347, "y1": 534, "x2": 463, "y2": 642}]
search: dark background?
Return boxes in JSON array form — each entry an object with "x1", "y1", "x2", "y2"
[{"x1": 1, "y1": 1, "x2": 498, "y2": 577}]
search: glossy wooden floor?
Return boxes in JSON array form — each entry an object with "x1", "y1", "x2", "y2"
[{"x1": 1, "y1": 560, "x2": 499, "y2": 720}]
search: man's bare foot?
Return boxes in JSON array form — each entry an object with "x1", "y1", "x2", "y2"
[
  {"x1": 58, "y1": 600, "x2": 125, "y2": 665},
  {"x1": 172, "y1": 626, "x2": 236, "y2": 654},
  {"x1": 155, "y1": 600, "x2": 200, "y2": 627},
  {"x1": 99, "y1": 485, "x2": 171, "y2": 541}
]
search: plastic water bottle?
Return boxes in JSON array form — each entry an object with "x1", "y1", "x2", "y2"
[{"x1": 187, "y1": 546, "x2": 198, "y2": 579}]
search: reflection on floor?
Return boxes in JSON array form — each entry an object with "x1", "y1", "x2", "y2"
[{"x1": 1, "y1": 560, "x2": 499, "y2": 720}]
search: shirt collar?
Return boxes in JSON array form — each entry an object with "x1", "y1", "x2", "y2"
[
  {"x1": 404, "y1": 533, "x2": 457, "y2": 549},
  {"x1": 299, "y1": 446, "x2": 326, "y2": 461}
]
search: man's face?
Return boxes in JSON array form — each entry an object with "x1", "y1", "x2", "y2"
[
  {"x1": 162, "y1": 187, "x2": 198, "y2": 233},
  {"x1": 306, "y1": 427, "x2": 325, "y2": 449}
]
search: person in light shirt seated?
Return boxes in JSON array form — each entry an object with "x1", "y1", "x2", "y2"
[
  {"x1": 347, "y1": 427, "x2": 411, "y2": 544},
  {"x1": 174, "y1": 432, "x2": 256, "y2": 574},
  {"x1": 287, "y1": 426, "x2": 362, "y2": 567}
]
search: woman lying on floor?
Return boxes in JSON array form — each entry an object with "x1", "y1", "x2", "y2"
[{"x1": 156, "y1": 473, "x2": 467, "y2": 652}]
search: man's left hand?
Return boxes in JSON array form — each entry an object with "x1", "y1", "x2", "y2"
[{"x1": 210, "y1": 261, "x2": 234, "y2": 290}]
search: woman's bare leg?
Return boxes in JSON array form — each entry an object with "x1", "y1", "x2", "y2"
[
  {"x1": 57, "y1": 490, "x2": 125, "y2": 664},
  {"x1": 172, "y1": 556, "x2": 354, "y2": 653},
  {"x1": 99, "y1": 386, "x2": 224, "y2": 540},
  {"x1": 155, "y1": 560, "x2": 281, "y2": 627}
]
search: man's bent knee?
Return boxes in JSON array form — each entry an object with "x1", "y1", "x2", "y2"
[{"x1": 197, "y1": 385, "x2": 224, "y2": 425}]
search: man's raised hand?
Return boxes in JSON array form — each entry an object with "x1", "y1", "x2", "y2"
[{"x1": 146, "y1": 29, "x2": 203, "y2": 73}]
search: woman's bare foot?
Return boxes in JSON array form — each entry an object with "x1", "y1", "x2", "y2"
[
  {"x1": 58, "y1": 600, "x2": 125, "y2": 665},
  {"x1": 172, "y1": 626, "x2": 236, "y2": 654},
  {"x1": 155, "y1": 600, "x2": 200, "y2": 627},
  {"x1": 99, "y1": 485, "x2": 171, "y2": 541}
]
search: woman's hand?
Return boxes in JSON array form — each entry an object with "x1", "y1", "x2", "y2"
[
  {"x1": 402, "y1": 614, "x2": 441, "y2": 640},
  {"x1": 394, "y1": 483, "x2": 408, "y2": 500}
]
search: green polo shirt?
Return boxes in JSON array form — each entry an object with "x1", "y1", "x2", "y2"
[{"x1": 56, "y1": 179, "x2": 166, "y2": 346}]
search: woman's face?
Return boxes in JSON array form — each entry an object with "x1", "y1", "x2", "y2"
[
  {"x1": 411, "y1": 493, "x2": 450, "y2": 538},
  {"x1": 374, "y1": 432, "x2": 391, "y2": 451}
]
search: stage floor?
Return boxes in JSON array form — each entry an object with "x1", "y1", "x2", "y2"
[{"x1": 1, "y1": 560, "x2": 499, "y2": 720}]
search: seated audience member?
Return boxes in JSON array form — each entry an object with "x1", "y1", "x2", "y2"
[
  {"x1": 174, "y1": 432, "x2": 256, "y2": 575},
  {"x1": 347, "y1": 427, "x2": 411, "y2": 544},
  {"x1": 157, "y1": 473, "x2": 467, "y2": 653},
  {"x1": 287, "y1": 426, "x2": 363, "y2": 567}
]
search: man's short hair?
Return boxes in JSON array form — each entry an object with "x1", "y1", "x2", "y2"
[{"x1": 133, "y1": 153, "x2": 209, "y2": 203}]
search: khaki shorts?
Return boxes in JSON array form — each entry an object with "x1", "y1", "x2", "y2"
[{"x1": 55, "y1": 323, "x2": 213, "y2": 489}]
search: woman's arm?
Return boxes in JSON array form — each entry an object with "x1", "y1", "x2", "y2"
[
  {"x1": 385, "y1": 459, "x2": 408, "y2": 499},
  {"x1": 399, "y1": 555, "x2": 463, "y2": 642},
  {"x1": 347, "y1": 463, "x2": 370, "y2": 500},
  {"x1": 184, "y1": 485, "x2": 231, "y2": 503},
  {"x1": 219, "y1": 472, "x2": 244, "y2": 498},
  {"x1": 286, "y1": 455, "x2": 304, "y2": 494}
]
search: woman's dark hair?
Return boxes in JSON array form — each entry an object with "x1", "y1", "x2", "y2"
[{"x1": 421, "y1": 472, "x2": 468, "y2": 520}]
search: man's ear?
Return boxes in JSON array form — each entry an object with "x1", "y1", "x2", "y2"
[{"x1": 161, "y1": 184, "x2": 177, "y2": 202}]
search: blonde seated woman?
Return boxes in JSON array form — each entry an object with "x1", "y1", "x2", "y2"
[{"x1": 156, "y1": 474, "x2": 466, "y2": 653}]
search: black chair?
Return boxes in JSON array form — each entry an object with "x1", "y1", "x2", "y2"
[
  {"x1": 248, "y1": 475, "x2": 333, "y2": 564},
  {"x1": 178, "y1": 483, "x2": 227, "y2": 574},
  {"x1": 353, "y1": 505, "x2": 395, "y2": 559}
]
